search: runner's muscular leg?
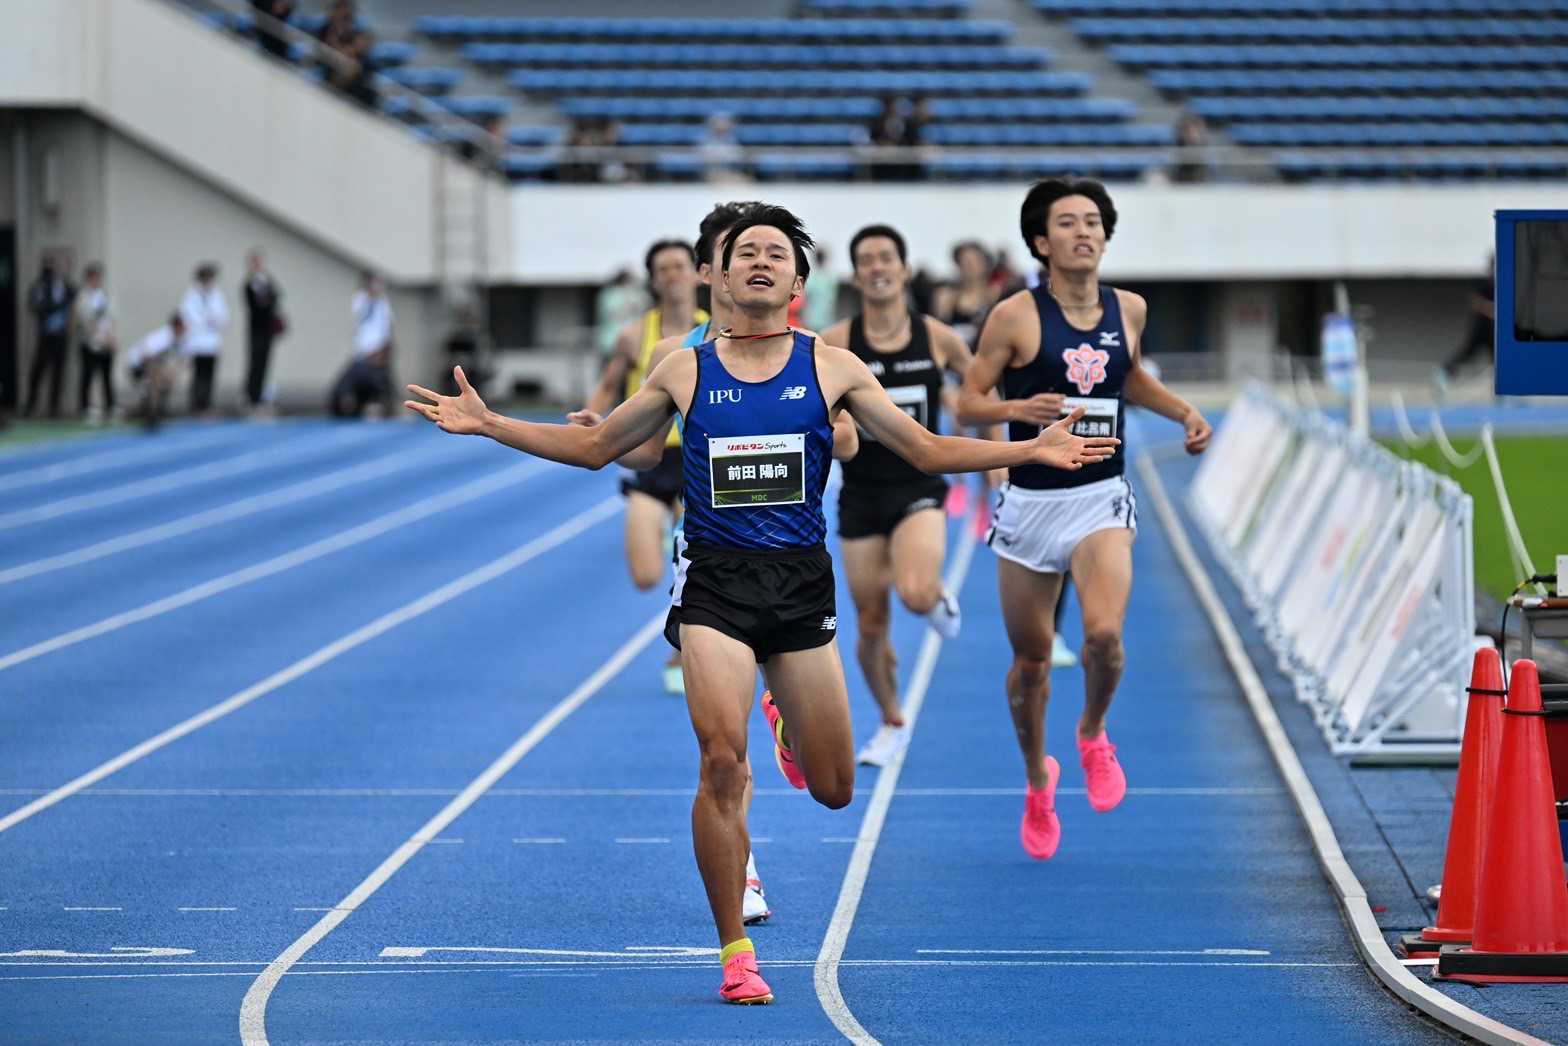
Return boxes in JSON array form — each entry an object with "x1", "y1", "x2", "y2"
[
  {"x1": 889, "y1": 506, "x2": 947, "y2": 617},
  {"x1": 840, "y1": 536, "x2": 899, "y2": 725},
  {"x1": 682, "y1": 624, "x2": 764, "y2": 946},
  {"x1": 624, "y1": 489, "x2": 672, "y2": 591},
  {"x1": 1067, "y1": 528, "x2": 1134, "y2": 740},
  {"x1": 761, "y1": 642, "x2": 856, "y2": 810},
  {"x1": 998, "y1": 558, "x2": 1064, "y2": 790}
]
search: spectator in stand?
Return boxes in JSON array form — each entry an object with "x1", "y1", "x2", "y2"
[
  {"x1": 73, "y1": 262, "x2": 116, "y2": 423},
  {"x1": 1173, "y1": 112, "x2": 1210, "y2": 184},
  {"x1": 699, "y1": 112, "x2": 747, "y2": 183},
  {"x1": 339, "y1": 31, "x2": 379, "y2": 109},
  {"x1": 249, "y1": 0, "x2": 296, "y2": 61},
  {"x1": 23, "y1": 255, "x2": 75, "y2": 419},
  {"x1": 867, "y1": 95, "x2": 905, "y2": 182},
  {"x1": 180, "y1": 262, "x2": 230, "y2": 417},
  {"x1": 899, "y1": 96, "x2": 932, "y2": 181},
  {"x1": 242, "y1": 249, "x2": 283, "y2": 416},
  {"x1": 560, "y1": 120, "x2": 601, "y2": 184}
]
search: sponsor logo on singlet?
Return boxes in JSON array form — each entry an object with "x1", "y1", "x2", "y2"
[{"x1": 1063, "y1": 344, "x2": 1110, "y2": 396}]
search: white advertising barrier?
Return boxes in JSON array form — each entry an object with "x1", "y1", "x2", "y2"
[{"x1": 1189, "y1": 383, "x2": 1473, "y2": 760}]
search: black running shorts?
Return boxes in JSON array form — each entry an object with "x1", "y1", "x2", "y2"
[
  {"x1": 837, "y1": 475, "x2": 949, "y2": 540},
  {"x1": 665, "y1": 543, "x2": 837, "y2": 662},
  {"x1": 621, "y1": 444, "x2": 684, "y2": 508}
]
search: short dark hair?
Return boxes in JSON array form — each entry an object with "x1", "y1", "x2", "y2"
[
  {"x1": 720, "y1": 204, "x2": 815, "y2": 284},
  {"x1": 169, "y1": 311, "x2": 185, "y2": 328},
  {"x1": 849, "y1": 224, "x2": 908, "y2": 268},
  {"x1": 695, "y1": 200, "x2": 766, "y2": 268},
  {"x1": 951, "y1": 240, "x2": 991, "y2": 269},
  {"x1": 83, "y1": 262, "x2": 104, "y2": 279},
  {"x1": 1018, "y1": 177, "x2": 1118, "y2": 266},
  {"x1": 643, "y1": 238, "x2": 696, "y2": 279},
  {"x1": 196, "y1": 262, "x2": 219, "y2": 281}
]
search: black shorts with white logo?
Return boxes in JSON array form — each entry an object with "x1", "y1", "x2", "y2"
[
  {"x1": 620, "y1": 445, "x2": 684, "y2": 508},
  {"x1": 837, "y1": 475, "x2": 950, "y2": 540},
  {"x1": 665, "y1": 542, "x2": 837, "y2": 663}
]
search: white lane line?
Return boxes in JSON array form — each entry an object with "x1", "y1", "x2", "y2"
[
  {"x1": 0, "y1": 460, "x2": 552, "y2": 673},
  {"x1": 0, "y1": 427, "x2": 254, "y2": 493},
  {"x1": 0, "y1": 785, "x2": 1278, "y2": 798},
  {"x1": 62, "y1": 907, "x2": 122, "y2": 912},
  {"x1": 0, "y1": 429, "x2": 371, "y2": 530},
  {"x1": 1136, "y1": 455, "x2": 1549, "y2": 1046},
  {"x1": 0, "y1": 447, "x2": 443, "y2": 585},
  {"x1": 512, "y1": 838, "x2": 566, "y2": 845},
  {"x1": 814, "y1": 512, "x2": 981, "y2": 1046},
  {"x1": 179, "y1": 908, "x2": 238, "y2": 912},
  {"x1": 237, "y1": 608, "x2": 667, "y2": 1046},
  {"x1": 613, "y1": 838, "x2": 670, "y2": 844},
  {"x1": 0, "y1": 494, "x2": 622, "y2": 836}
]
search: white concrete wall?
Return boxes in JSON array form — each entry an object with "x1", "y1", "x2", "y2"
[{"x1": 507, "y1": 182, "x2": 1565, "y2": 286}]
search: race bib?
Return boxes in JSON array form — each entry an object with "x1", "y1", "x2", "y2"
[
  {"x1": 709, "y1": 433, "x2": 806, "y2": 508},
  {"x1": 859, "y1": 384, "x2": 926, "y2": 443},
  {"x1": 1056, "y1": 396, "x2": 1118, "y2": 439}
]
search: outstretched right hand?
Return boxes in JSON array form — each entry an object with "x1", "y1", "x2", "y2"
[
  {"x1": 406, "y1": 365, "x2": 487, "y2": 435},
  {"x1": 1031, "y1": 405, "x2": 1120, "y2": 469}
]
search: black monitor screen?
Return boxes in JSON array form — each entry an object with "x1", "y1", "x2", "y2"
[{"x1": 1514, "y1": 220, "x2": 1568, "y2": 341}]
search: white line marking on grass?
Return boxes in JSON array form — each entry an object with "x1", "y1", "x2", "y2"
[
  {"x1": 238, "y1": 608, "x2": 666, "y2": 1046},
  {"x1": 1136, "y1": 455, "x2": 1550, "y2": 1046},
  {"x1": 814, "y1": 513, "x2": 981, "y2": 1046},
  {"x1": 0, "y1": 430, "x2": 365, "y2": 530},
  {"x1": 0, "y1": 461, "x2": 551, "y2": 672},
  {"x1": 0, "y1": 494, "x2": 620, "y2": 836},
  {"x1": 0, "y1": 448, "x2": 434, "y2": 585}
]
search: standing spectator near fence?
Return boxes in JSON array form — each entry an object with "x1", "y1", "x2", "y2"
[
  {"x1": 242, "y1": 250, "x2": 284, "y2": 416},
  {"x1": 181, "y1": 263, "x2": 229, "y2": 417},
  {"x1": 73, "y1": 263, "x2": 116, "y2": 423},
  {"x1": 23, "y1": 255, "x2": 75, "y2": 419},
  {"x1": 249, "y1": 0, "x2": 295, "y2": 60}
]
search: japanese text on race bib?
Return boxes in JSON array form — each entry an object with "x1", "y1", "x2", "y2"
[
  {"x1": 709, "y1": 433, "x2": 806, "y2": 507},
  {"x1": 1055, "y1": 396, "x2": 1118, "y2": 439}
]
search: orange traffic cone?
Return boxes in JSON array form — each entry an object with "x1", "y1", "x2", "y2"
[
  {"x1": 1399, "y1": 646, "x2": 1505, "y2": 958},
  {"x1": 1436, "y1": 659, "x2": 1568, "y2": 983}
]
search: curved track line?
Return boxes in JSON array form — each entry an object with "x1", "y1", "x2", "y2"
[
  {"x1": 1136, "y1": 454, "x2": 1548, "y2": 1046},
  {"x1": 237, "y1": 610, "x2": 667, "y2": 1045}
]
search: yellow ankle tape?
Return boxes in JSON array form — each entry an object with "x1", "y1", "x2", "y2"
[{"x1": 720, "y1": 938, "x2": 755, "y2": 963}]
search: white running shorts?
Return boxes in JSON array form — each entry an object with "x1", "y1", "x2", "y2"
[{"x1": 985, "y1": 476, "x2": 1137, "y2": 574}]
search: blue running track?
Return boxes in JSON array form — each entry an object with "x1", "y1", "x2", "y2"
[{"x1": 0, "y1": 414, "x2": 1526, "y2": 1043}]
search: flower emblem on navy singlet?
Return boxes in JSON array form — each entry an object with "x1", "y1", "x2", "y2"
[{"x1": 1063, "y1": 344, "x2": 1110, "y2": 395}]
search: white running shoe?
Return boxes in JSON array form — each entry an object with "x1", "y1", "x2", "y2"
[
  {"x1": 927, "y1": 587, "x2": 961, "y2": 640},
  {"x1": 1051, "y1": 634, "x2": 1078, "y2": 668},
  {"x1": 857, "y1": 723, "x2": 911, "y2": 767},
  {"x1": 743, "y1": 880, "x2": 771, "y2": 925}
]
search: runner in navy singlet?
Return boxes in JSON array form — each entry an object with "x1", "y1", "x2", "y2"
[
  {"x1": 957, "y1": 177, "x2": 1213, "y2": 862},
  {"x1": 406, "y1": 202, "x2": 1118, "y2": 1006},
  {"x1": 820, "y1": 223, "x2": 999, "y2": 768}
]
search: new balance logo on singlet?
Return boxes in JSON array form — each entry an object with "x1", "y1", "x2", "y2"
[
  {"x1": 779, "y1": 386, "x2": 807, "y2": 400},
  {"x1": 821, "y1": 616, "x2": 837, "y2": 630}
]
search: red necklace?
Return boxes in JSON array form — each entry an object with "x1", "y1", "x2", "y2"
[{"x1": 718, "y1": 326, "x2": 795, "y2": 341}]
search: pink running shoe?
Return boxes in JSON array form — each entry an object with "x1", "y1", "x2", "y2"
[
  {"x1": 1020, "y1": 755, "x2": 1061, "y2": 860},
  {"x1": 1078, "y1": 732, "x2": 1126, "y2": 812},
  {"x1": 719, "y1": 949, "x2": 774, "y2": 1004},
  {"x1": 945, "y1": 481, "x2": 968, "y2": 519},
  {"x1": 761, "y1": 691, "x2": 806, "y2": 790}
]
